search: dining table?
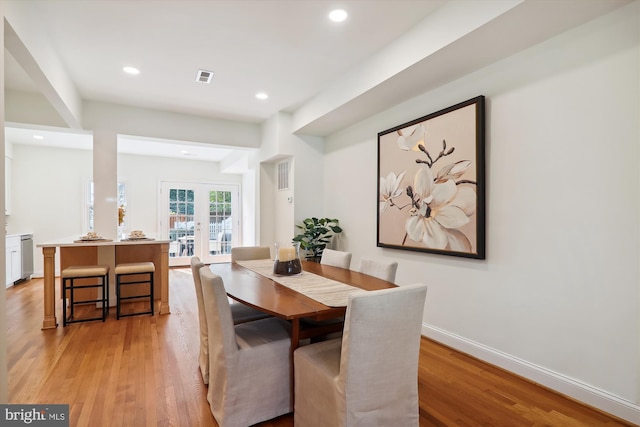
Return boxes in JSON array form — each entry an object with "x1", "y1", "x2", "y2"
[{"x1": 208, "y1": 259, "x2": 398, "y2": 352}]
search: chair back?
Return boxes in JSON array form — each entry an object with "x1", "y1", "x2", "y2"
[
  {"x1": 199, "y1": 268, "x2": 239, "y2": 376},
  {"x1": 339, "y1": 283, "x2": 427, "y2": 425},
  {"x1": 231, "y1": 246, "x2": 271, "y2": 262},
  {"x1": 359, "y1": 258, "x2": 398, "y2": 283},
  {"x1": 320, "y1": 248, "x2": 352, "y2": 269},
  {"x1": 190, "y1": 257, "x2": 210, "y2": 383},
  {"x1": 200, "y1": 266, "x2": 292, "y2": 426}
]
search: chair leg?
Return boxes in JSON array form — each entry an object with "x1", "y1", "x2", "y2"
[
  {"x1": 63, "y1": 278, "x2": 68, "y2": 327},
  {"x1": 149, "y1": 272, "x2": 154, "y2": 316},
  {"x1": 116, "y1": 273, "x2": 121, "y2": 320},
  {"x1": 69, "y1": 278, "x2": 74, "y2": 320},
  {"x1": 103, "y1": 274, "x2": 109, "y2": 321}
]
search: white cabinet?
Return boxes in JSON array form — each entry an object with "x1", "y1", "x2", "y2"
[
  {"x1": 5, "y1": 156, "x2": 11, "y2": 215},
  {"x1": 6, "y1": 236, "x2": 21, "y2": 287}
]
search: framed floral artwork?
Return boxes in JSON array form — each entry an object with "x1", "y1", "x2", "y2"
[{"x1": 377, "y1": 96, "x2": 485, "y2": 259}]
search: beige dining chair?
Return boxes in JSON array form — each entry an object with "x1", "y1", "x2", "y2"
[
  {"x1": 231, "y1": 246, "x2": 271, "y2": 262},
  {"x1": 320, "y1": 248, "x2": 352, "y2": 269},
  {"x1": 199, "y1": 267, "x2": 292, "y2": 427},
  {"x1": 294, "y1": 283, "x2": 428, "y2": 427},
  {"x1": 359, "y1": 258, "x2": 398, "y2": 283},
  {"x1": 190, "y1": 256, "x2": 269, "y2": 385},
  {"x1": 304, "y1": 249, "x2": 352, "y2": 340}
]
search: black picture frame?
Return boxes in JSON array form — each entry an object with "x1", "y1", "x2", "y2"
[{"x1": 377, "y1": 96, "x2": 485, "y2": 259}]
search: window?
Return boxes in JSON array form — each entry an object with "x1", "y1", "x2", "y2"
[{"x1": 87, "y1": 182, "x2": 126, "y2": 230}]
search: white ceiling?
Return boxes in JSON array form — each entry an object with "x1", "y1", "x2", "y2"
[
  {"x1": 3, "y1": 0, "x2": 632, "y2": 161},
  {"x1": 4, "y1": 0, "x2": 445, "y2": 159}
]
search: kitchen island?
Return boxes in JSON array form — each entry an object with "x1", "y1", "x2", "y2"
[{"x1": 37, "y1": 238, "x2": 170, "y2": 329}]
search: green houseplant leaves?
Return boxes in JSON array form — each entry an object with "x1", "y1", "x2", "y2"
[{"x1": 292, "y1": 217, "x2": 343, "y2": 261}]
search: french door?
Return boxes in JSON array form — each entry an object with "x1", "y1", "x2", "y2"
[{"x1": 160, "y1": 182, "x2": 240, "y2": 266}]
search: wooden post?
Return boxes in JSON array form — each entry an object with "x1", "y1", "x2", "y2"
[
  {"x1": 159, "y1": 242, "x2": 170, "y2": 314},
  {"x1": 42, "y1": 246, "x2": 58, "y2": 329}
]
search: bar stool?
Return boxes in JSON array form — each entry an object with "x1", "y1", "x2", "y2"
[
  {"x1": 115, "y1": 262, "x2": 155, "y2": 319},
  {"x1": 61, "y1": 265, "x2": 110, "y2": 326}
]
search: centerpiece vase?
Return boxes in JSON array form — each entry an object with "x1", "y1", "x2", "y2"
[{"x1": 273, "y1": 242, "x2": 302, "y2": 275}]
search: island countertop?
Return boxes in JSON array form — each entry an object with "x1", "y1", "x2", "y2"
[
  {"x1": 37, "y1": 238, "x2": 171, "y2": 248},
  {"x1": 38, "y1": 238, "x2": 170, "y2": 329}
]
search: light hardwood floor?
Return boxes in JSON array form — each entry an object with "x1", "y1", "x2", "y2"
[{"x1": 6, "y1": 268, "x2": 635, "y2": 427}]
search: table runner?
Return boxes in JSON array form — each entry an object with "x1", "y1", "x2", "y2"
[{"x1": 236, "y1": 259, "x2": 364, "y2": 307}]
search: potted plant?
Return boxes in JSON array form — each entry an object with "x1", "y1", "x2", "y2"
[{"x1": 292, "y1": 217, "x2": 343, "y2": 262}]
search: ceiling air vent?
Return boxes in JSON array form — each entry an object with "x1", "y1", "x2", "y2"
[{"x1": 196, "y1": 69, "x2": 213, "y2": 84}]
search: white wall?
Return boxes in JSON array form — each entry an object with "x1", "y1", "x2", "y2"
[
  {"x1": 259, "y1": 112, "x2": 324, "y2": 248},
  {"x1": 7, "y1": 145, "x2": 244, "y2": 276},
  {"x1": 323, "y1": 2, "x2": 640, "y2": 422},
  {"x1": 0, "y1": 3, "x2": 8, "y2": 402},
  {"x1": 8, "y1": 144, "x2": 92, "y2": 275},
  {"x1": 84, "y1": 101, "x2": 261, "y2": 149},
  {"x1": 260, "y1": 161, "x2": 276, "y2": 249},
  {"x1": 117, "y1": 152, "x2": 242, "y2": 236}
]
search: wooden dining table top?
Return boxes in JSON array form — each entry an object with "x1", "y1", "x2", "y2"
[{"x1": 208, "y1": 260, "x2": 397, "y2": 322}]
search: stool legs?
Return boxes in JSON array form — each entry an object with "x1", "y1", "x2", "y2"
[
  {"x1": 62, "y1": 273, "x2": 109, "y2": 326},
  {"x1": 116, "y1": 271, "x2": 154, "y2": 319}
]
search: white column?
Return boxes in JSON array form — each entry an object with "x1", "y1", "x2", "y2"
[
  {"x1": 0, "y1": 0, "x2": 9, "y2": 404},
  {"x1": 93, "y1": 130, "x2": 118, "y2": 240}
]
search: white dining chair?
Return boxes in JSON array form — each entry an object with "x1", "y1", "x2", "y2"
[
  {"x1": 231, "y1": 246, "x2": 271, "y2": 262},
  {"x1": 320, "y1": 248, "x2": 352, "y2": 269},
  {"x1": 294, "y1": 283, "x2": 428, "y2": 427},
  {"x1": 190, "y1": 256, "x2": 269, "y2": 385},
  {"x1": 359, "y1": 258, "x2": 398, "y2": 283},
  {"x1": 199, "y1": 267, "x2": 292, "y2": 427}
]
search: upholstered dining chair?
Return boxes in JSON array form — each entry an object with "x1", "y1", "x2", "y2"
[
  {"x1": 190, "y1": 256, "x2": 269, "y2": 385},
  {"x1": 199, "y1": 267, "x2": 292, "y2": 427},
  {"x1": 320, "y1": 248, "x2": 352, "y2": 269},
  {"x1": 230, "y1": 245, "x2": 271, "y2": 262},
  {"x1": 359, "y1": 258, "x2": 399, "y2": 283},
  {"x1": 294, "y1": 283, "x2": 428, "y2": 427}
]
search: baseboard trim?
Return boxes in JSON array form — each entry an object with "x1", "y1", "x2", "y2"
[{"x1": 423, "y1": 324, "x2": 640, "y2": 425}]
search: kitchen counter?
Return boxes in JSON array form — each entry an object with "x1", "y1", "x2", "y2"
[
  {"x1": 37, "y1": 238, "x2": 170, "y2": 329},
  {"x1": 7, "y1": 232, "x2": 33, "y2": 238},
  {"x1": 37, "y1": 236, "x2": 170, "y2": 247}
]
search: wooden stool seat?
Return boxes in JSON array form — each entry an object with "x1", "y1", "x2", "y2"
[
  {"x1": 62, "y1": 265, "x2": 110, "y2": 278},
  {"x1": 116, "y1": 262, "x2": 155, "y2": 319},
  {"x1": 62, "y1": 264, "x2": 110, "y2": 326},
  {"x1": 115, "y1": 262, "x2": 155, "y2": 275}
]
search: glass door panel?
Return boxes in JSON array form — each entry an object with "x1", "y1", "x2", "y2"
[
  {"x1": 162, "y1": 182, "x2": 238, "y2": 266},
  {"x1": 206, "y1": 190, "x2": 233, "y2": 257},
  {"x1": 170, "y1": 187, "x2": 195, "y2": 262}
]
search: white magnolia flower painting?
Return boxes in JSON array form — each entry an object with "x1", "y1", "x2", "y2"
[{"x1": 377, "y1": 96, "x2": 485, "y2": 259}]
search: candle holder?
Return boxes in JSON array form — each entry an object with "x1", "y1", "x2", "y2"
[{"x1": 273, "y1": 242, "x2": 302, "y2": 275}]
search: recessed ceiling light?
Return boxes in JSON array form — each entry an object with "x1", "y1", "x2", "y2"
[
  {"x1": 122, "y1": 66, "x2": 140, "y2": 75},
  {"x1": 329, "y1": 9, "x2": 348, "y2": 23},
  {"x1": 255, "y1": 92, "x2": 269, "y2": 100},
  {"x1": 33, "y1": 135, "x2": 44, "y2": 140}
]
